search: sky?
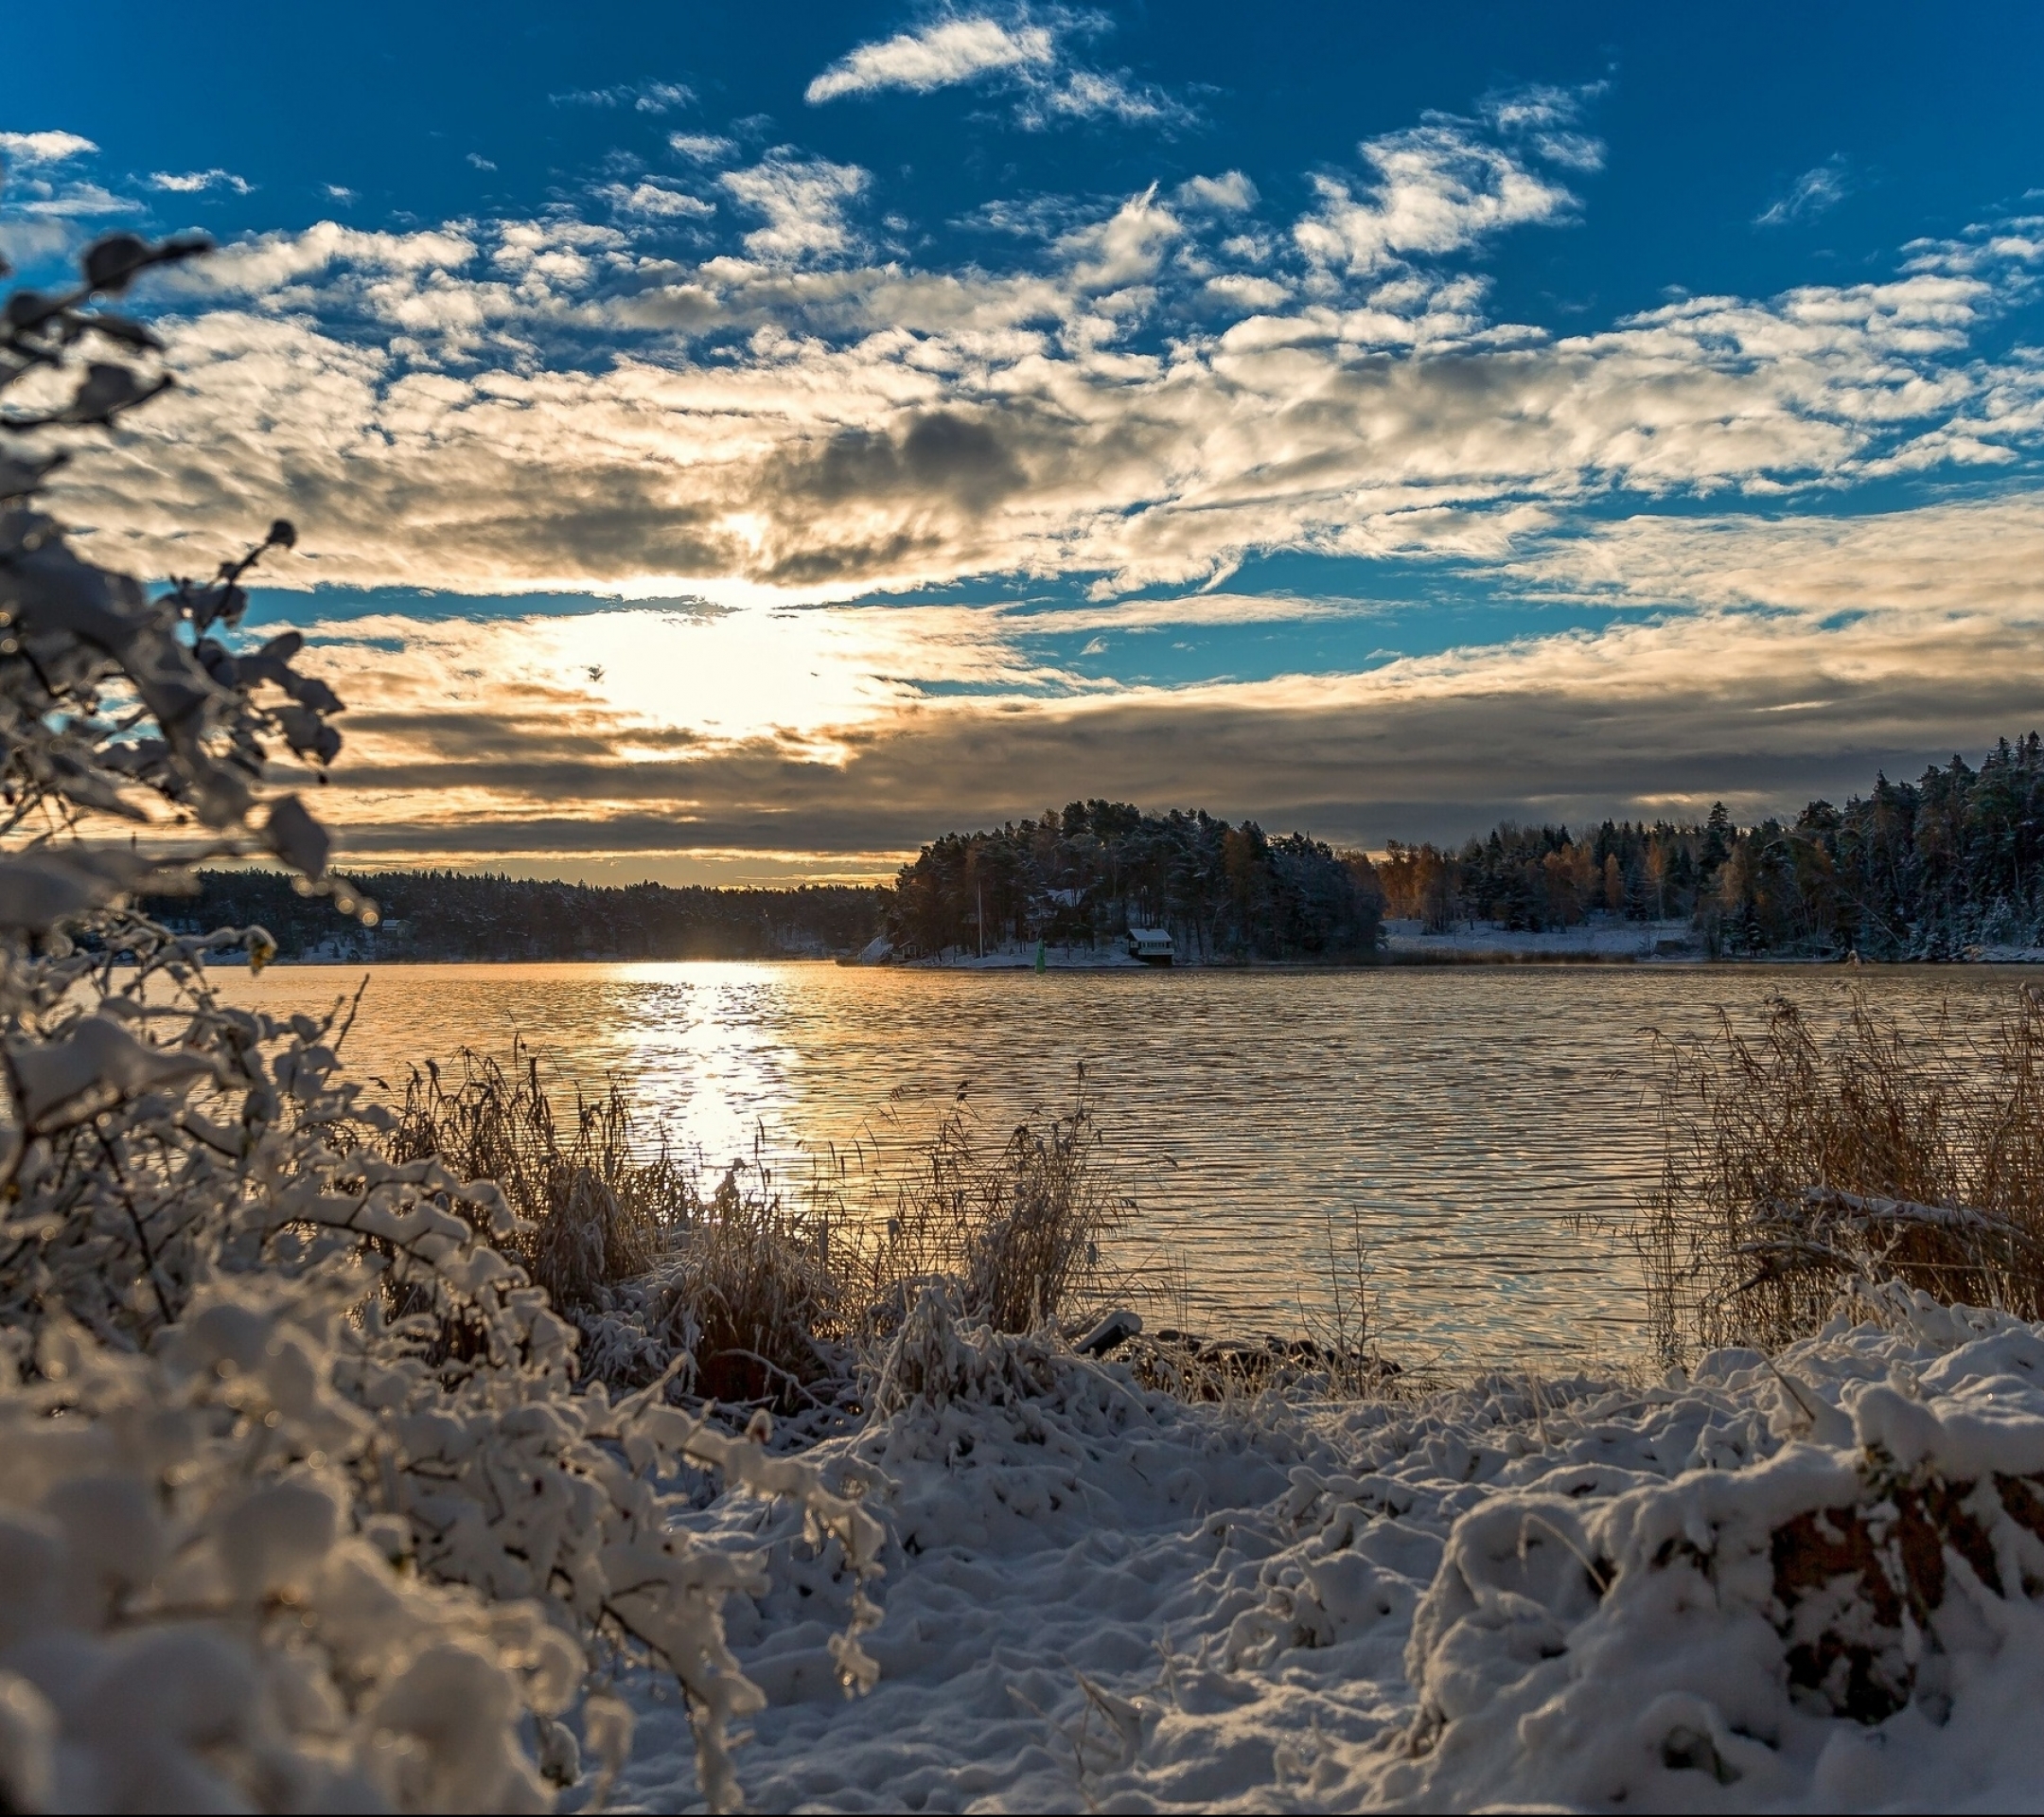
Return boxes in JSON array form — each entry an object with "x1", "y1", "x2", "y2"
[{"x1": 4, "y1": 1, "x2": 2043, "y2": 884}]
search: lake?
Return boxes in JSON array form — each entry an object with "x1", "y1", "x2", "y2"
[{"x1": 217, "y1": 961, "x2": 2035, "y2": 1366}]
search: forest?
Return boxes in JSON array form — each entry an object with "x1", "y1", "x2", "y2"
[
  {"x1": 1377, "y1": 733, "x2": 2044, "y2": 959},
  {"x1": 883, "y1": 800, "x2": 1384, "y2": 961},
  {"x1": 145, "y1": 870, "x2": 886, "y2": 961}
]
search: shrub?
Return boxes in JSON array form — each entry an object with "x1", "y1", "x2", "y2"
[{"x1": 0, "y1": 220, "x2": 880, "y2": 1810}]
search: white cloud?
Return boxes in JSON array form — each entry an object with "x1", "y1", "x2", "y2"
[
  {"x1": 668, "y1": 132, "x2": 736, "y2": 165},
  {"x1": 1757, "y1": 156, "x2": 1852, "y2": 227},
  {"x1": 806, "y1": 10, "x2": 1191, "y2": 131},
  {"x1": 600, "y1": 181, "x2": 715, "y2": 220},
  {"x1": 1174, "y1": 171, "x2": 1258, "y2": 212},
  {"x1": 323, "y1": 184, "x2": 358, "y2": 204},
  {"x1": 1019, "y1": 69, "x2": 1190, "y2": 130},
  {"x1": 467, "y1": 153, "x2": 497, "y2": 172},
  {"x1": 149, "y1": 168, "x2": 253, "y2": 195},
  {"x1": 1295, "y1": 123, "x2": 1579, "y2": 279},
  {"x1": 552, "y1": 80, "x2": 696, "y2": 113},
  {"x1": 1478, "y1": 82, "x2": 1607, "y2": 170},
  {"x1": 805, "y1": 16, "x2": 1055, "y2": 102},
  {"x1": 1203, "y1": 272, "x2": 1289, "y2": 309},
  {"x1": 0, "y1": 130, "x2": 96, "y2": 167},
  {"x1": 717, "y1": 157, "x2": 868, "y2": 263},
  {"x1": 15, "y1": 181, "x2": 135, "y2": 219}
]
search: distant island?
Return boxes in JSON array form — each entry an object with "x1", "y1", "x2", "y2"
[{"x1": 145, "y1": 733, "x2": 2044, "y2": 964}]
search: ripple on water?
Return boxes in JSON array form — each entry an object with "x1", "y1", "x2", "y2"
[{"x1": 214, "y1": 961, "x2": 2034, "y2": 1365}]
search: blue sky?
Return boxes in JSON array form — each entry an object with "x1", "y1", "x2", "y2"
[{"x1": 5, "y1": 3, "x2": 2043, "y2": 881}]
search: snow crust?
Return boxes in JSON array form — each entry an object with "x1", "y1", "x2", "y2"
[{"x1": 622, "y1": 1286, "x2": 2044, "y2": 1811}]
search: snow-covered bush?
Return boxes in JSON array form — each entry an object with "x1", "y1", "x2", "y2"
[
  {"x1": 1366, "y1": 1287, "x2": 2044, "y2": 1809},
  {"x1": 0, "y1": 221, "x2": 881, "y2": 1810}
]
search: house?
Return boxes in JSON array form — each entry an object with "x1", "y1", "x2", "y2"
[{"x1": 1125, "y1": 926, "x2": 1173, "y2": 965}]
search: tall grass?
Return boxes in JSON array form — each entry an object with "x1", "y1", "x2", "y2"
[
  {"x1": 1643, "y1": 988, "x2": 2044, "y2": 1364},
  {"x1": 391, "y1": 1050, "x2": 1129, "y2": 1419}
]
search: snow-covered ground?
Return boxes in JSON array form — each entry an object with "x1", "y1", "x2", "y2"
[
  {"x1": 1383, "y1": 916, "x2": 1704, "y2": 961},
  {"x1": 903, "y1": 944, "x2": 1152, "y2": 970},
  {"x1": 623, "y1": 1291, "x2": 2044, "y2": 1812}
]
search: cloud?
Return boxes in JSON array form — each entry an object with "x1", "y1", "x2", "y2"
[
  {"x1": 40, "y1": 197, "x2": 2042, "y2": 608},
  {"x1": 600, "y1": 181, "x2": 715, "y2": 220},
  {"x1": 149, "y1": 168, "x2": 254, "y2": 195},
  {"x1": 717, "y1": 156, "x2": 868, "y2": 262},
  {"x1": 0, "y1": 130, "x2": 97, "y2": 167},
  {"x1": 244, "y1": 499, "x2": 2044, "y2": 877},
  {"x1": 1295, "y1": 121, "x2": 1583, "y2": 279},
  {"x1": 806, "y1": 9, "x2": 1191, "y2": 130},
  {"x1": 1757, "y1": 156, "x2": 1851, "y2": 227},
  {"x1": 1479, "y1": 82, "x2": 1607, "y2": 170},
  {"x1": 1174, "y1": 171, "x2": 1258, "y2": 212},
  {"x1": 12, "y1": 181, "x2": 135, "y2": 219},
  {"x1": 552, "y1": 80, "x2": 696, "y2": 113},
  {"x1": 322, "y1": 184, "x2": 358, "y2": 204},
  {"x1": 1017, "y1": 69, "x2": 1192, "y2": 130},
  {"x1": 467, "y1": 153, "x2": 498, "y2": 172},
  {"x1": 668, "y1": 132, "x2": 736, "y2": 165},
  {"x1": 805, "y1": 15, "x2": 1056, "y2": 101},
  {"x1": 1202, "y1": 272, "x2": 1289, "y2": 309}
]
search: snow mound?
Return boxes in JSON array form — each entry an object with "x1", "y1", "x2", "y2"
[{"x1": 618, "y1": 1290, "x2": 2044, "y2": 1811}]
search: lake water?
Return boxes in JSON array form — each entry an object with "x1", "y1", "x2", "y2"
[{"x1": 217, "y1": 961, "x2": 2035, "y2": 1366}]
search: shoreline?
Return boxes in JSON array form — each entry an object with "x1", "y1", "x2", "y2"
[{"x1": 238, "y1": 949, "x2": 2044, "y2": 970}]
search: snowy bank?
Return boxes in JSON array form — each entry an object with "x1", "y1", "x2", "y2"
[
  {"x1": 1383, "y1": 916, "x2": 1704, "y2": 961},
  {"x1": 625, "y1": 1288, "x2": 2044, "y2": 1811}
]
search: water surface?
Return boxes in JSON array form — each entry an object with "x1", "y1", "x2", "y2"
[{"x1": 218, "y1": 961, "x2": 2030, "y2": 1364}]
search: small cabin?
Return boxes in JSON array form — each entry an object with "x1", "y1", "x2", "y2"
[{"x1": 1126, "y1": 926, "x2": 1174, "y2": 965}]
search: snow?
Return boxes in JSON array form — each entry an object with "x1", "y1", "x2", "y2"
[
  {"x1": 618, "y1": 1288, "x2": 2044, "y2": 1812},
  {"x1": 907, "y1": 944, "x2": 1149, "y2": 970},
  {"x1": 1383, "y1": 916, "x2": 1703, "y2": 961}
]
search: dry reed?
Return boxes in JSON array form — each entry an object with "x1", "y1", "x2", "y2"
[
  {"x1": 391, "y1": 1049, "x2": 1130, "y2": 1418},
  {"x1": 1642, "y1": 988, "x2": 2044, "y2": 1365}
]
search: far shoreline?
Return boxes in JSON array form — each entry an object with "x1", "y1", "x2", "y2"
[{"x1": 237, "y1": 950, "x2": 2044, "y2": 971}]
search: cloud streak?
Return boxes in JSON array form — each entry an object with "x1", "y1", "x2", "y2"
[
  {"x1": 1757, "y1": 156, "x2": 1852, "y2": 227},
  {"x1": 806, "y1": 9, "x2": 1191, "y2": 130},
  {"x1": 806, "y1": 16, "x2": 1056, "y2": 102}
]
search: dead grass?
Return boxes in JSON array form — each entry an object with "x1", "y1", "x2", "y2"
[
  {"x1": 1642, "y1": 988, "x2": 2044, "y2": 1365},
  {"x1": 391, "y1": 1049, "x2": 1131, "y2": 1419},
  {"x1": 833, "y1": 1094, "x2": 1128, "y2": 1338}
]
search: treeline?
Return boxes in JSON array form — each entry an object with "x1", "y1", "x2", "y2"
[
  {"x1": 141, "y1": 734, "x2": 2044, "y2": 965},
  {"x1": 1379, "y1": 733, "x2": 2044, "y2": 959},
  {"x1": 886, "y1": 801, "x2": 1383, "y2": 961},
  {"x1": 144, "y1": 871, "x2": 887, "y2": 962}
]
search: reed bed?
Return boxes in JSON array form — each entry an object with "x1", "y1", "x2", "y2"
[
  {"x1": 390, "y1": 1049, "x2": 1132, "y2": 1422},
  {"x1": 1643, "y1": 987, "x2": 2044, "y2": 1365}
]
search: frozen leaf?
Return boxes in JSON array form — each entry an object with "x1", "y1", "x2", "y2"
[
  {"x1": 0, "y1": 1673, "x2": 55, "y2": 1814},
  {"x1": 0, "y1": 451, "x2": 63, "y2": 501},
  {"x1": 3, "y1": 291, "x2": 61, "y2": 332},
  {"x1": 265, "y1": 794, "x2": 331, "y2": 879},
  {"x1": 276, "y1": 704, "x2": 343, "y2": 766},
  {"x1": 78, "y1": 229, "x2": 209, "y2": 295},
  {"x1": 62, "y1": 362, "x2": 162, "y2": 426},
  {"x1": 0, "y1": 851, "x2": 167, "y2": 933},
  {"x1": 82, "y1": 312, "x2": 164, "y2": 353},
  {"x1": 8, "y1": 1013, "x2": 216, "y2": 1130}
]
